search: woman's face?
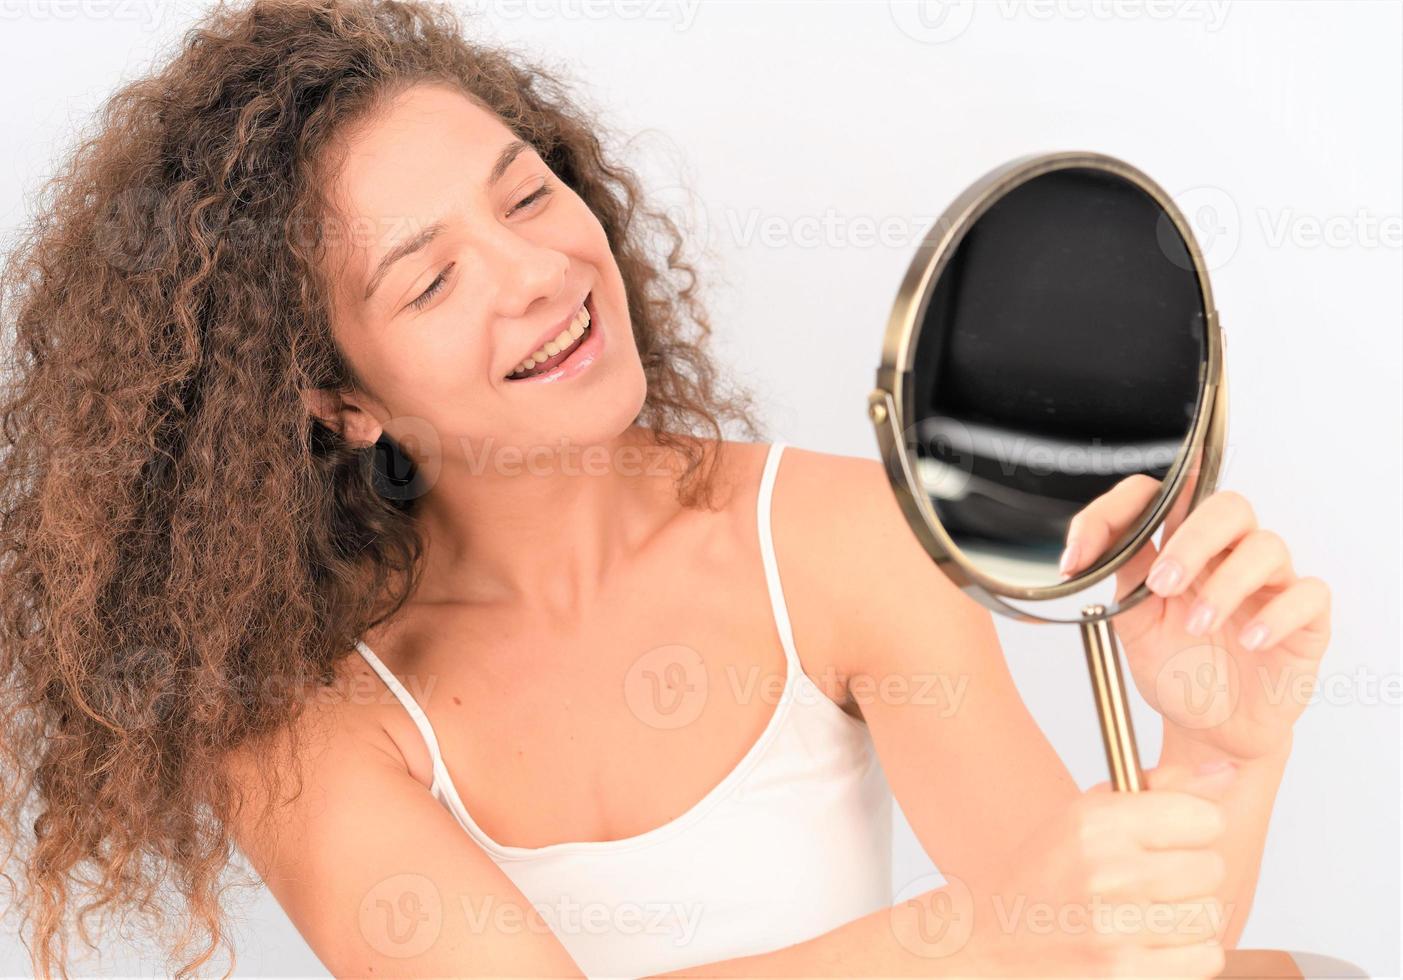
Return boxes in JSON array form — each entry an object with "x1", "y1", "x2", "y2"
[{"x1": 311, "y1": 82, "x2": 647, "y2": 460}]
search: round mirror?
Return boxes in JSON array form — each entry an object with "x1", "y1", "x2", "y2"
[{"x1": 869, "y1": 151, "x2": 1227, "y2": 626}]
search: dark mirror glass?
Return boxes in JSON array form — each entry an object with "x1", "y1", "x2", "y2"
[{"x1": 909, "y1": 166, "x2": 1207, "y2": 588}]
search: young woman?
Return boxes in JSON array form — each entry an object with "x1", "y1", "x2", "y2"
[{"x1": 0, "y1": 1, "x2": 1330, "y2": 977}]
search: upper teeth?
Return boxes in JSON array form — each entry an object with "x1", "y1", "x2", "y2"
[{"x1": 511, "y1": 303, "x2": 590, "y2": 376}]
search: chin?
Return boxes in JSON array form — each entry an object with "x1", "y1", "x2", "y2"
[
  {"x1": 573, "y1": 369, "x2": 649, "y2": 447},
  {"x1": 522, "y1": 360, "x2": 648, "y2": 452}
]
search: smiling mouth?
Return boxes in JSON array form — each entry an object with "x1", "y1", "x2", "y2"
[{"x1": 504, "y1": 295, "x2": 593, "y2": 381}]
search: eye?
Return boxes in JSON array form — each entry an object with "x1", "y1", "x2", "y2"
[
  {"x1": 402, "y1": 180, "x2": 553, "y2": 314},
  {"x1": 408, "y1": 262, "x2": 454, "y2": 311},
  {"x1": 507, "y1": 179, "x2": 555, "y2": 218}
]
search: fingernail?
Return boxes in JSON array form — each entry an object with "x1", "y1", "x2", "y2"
[
  {"x1": 1147, "y1": 558, "x2": 1182, "y2": 595},
  {"x1": 1239, "y1": 622, "x2": 1269, "y2": 651},
  {"x1": 1197, "y1": 758, "x2": 1236, "y2": 776},
  {"x1": 1058, "y1": 541, "x2": 1081, "y2": 577},
  {"x1": 1185, "y1": 600, "x2": 1214, "y2": 636}
]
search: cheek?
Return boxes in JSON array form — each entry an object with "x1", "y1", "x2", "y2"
[
  {"x1": 570, "y1": 205, "x2": 628, "y2": 316},
  {"x1": 559, "y1": 187, "x2": 612, "y2": 255},
  {"x1": 370, "y1": 326, "x2": 494, "y2": 408}
]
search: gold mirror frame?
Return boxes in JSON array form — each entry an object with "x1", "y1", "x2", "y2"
[
  {"x1": 868, "y1": 150, "x2": 1229, "y2": 628},
  {"x1": 867, "y1": 151, "x2": 1230, "y2": 791}
]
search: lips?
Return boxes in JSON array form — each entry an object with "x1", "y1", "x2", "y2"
[
  {"x1": 504, "y1": 292, "x2": 590, "y2": 381},
  {"x1": 503, "y1": 291, "x2": 604, "y2": 385},
  {"x1": 507, "y1": 320, "x2": 589, "y2": 380}
]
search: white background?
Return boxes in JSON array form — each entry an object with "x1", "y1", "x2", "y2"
[{"x1": 2, "y1": 1, "x2": 1399, "y2": 976}]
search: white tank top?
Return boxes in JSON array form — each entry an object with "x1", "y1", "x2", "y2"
[{"x1": 352, "y1": 441, "x2": 894, "y2": 979}]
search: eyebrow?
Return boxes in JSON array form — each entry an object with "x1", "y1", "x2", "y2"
[{"x1": 362, "y1": 138, "x2": 533, "y2": 303}]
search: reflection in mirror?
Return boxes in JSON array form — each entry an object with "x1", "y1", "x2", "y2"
[
  {"x1": 909, "y1": 166, "x2": 1207, "y2": 589},
  {"x1": 1000, "y1": 436, "x2": 1213, "y2": 619}
]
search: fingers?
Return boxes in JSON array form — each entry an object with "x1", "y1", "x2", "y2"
[
  {"x1": 1173, "y1": 527, "x2": 1295, "y2": 638},
  {"x1": 1235, "y1": 575, "x2": 1333, "y2": 656},
  {"x1": 1146, "y1": 490, "x2": 1258, "y2": 600},
  {"x1": 1120, "y1": 940, "x2": 1226, "y2": 977},
  {"x1": 1089, "y1": 849, "x2": 1228, "y2": 904},
  {"x1": 1125, "y1": 794, "x2": 1226, "y2": 850},
  {"x1": 1143, "y1": 761, "x2": 1238, "y2": 801},
  {"x1": 1084, "y1": 773, "x2": 1231, "y2": 850},
  {"x1": 1077, "y1": 900, "x2": 1224, "y2": 954},
  {"x1": 1117, "y1": 899, "x2": 1226, "y2": 948},
  {"x1": 1060, "y1": 474, "x2": 1163, "y2": 579}
]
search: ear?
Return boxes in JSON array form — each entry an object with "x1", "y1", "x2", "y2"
[{"x1": 300, "y1": 386, "x2": 384, "y2": 448}]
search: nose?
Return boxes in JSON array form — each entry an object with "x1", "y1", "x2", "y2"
[{"x1": 485, "y1": 227, "x2": 570, "y2": 320}]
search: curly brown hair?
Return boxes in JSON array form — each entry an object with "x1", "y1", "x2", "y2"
[{"x1": 0, "y1": 1, "x2": 762, "y2": 975}]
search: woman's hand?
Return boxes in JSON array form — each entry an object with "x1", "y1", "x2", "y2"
[
  {"x1": 1058, "y1": 471, "x2": 1332, "y2": 763},
  {"x1": 954, "y1": 762, "x2": 1236, "y2": 977}
]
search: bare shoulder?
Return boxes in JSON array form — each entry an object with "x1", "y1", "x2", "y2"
[
  {"x1": 776, "y1": 445, "x2": 945, "y2": 580},
  {"x1": 766, "y1": 443, "x2": 916, "y2": 590},
  {"x1": 768, "y1": 443, "x2": 917, "y2": 582},
  {"x1": 219, "y1": 660, "x2": 407, "y2": 850},
  {"x1": 217, "y1": 656, "x2": 581, "y2": 976},
  {"x1": 767, "y1": 443, "x2": 996, "y2": 686}
]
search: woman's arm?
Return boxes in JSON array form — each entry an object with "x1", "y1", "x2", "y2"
[
  {"x1": 227, "y1": 668, "x2": 981, "y2": 979},
  {"x1": 1066, "y1": 480, "x2": 1326, "y2": 951},
  {"x1": 769, "y1": 448, "x2": 1288, "y2": 952},
  {"x1": 772, "y1": 448, "x2": 1081, "y2": 895},
  {"x1": 1159, "y1": 724, "x2": 1293, "y2": 948},
  {"x1": 220, "y1": 683, "x2": 586, "y2": 978},
  {"x1": 652, "y1": 885, "x2": 983, "y2": 978}
]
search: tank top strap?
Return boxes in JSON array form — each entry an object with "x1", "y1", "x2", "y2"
[
  {"x1": 352, "y1": 638, "x2": 447, "y2": 792},
  {"x1": 756, "y1": 441, "x2": 801, "y2": 674}
]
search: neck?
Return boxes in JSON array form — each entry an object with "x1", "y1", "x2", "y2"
[{"x1": 406, "y1": 425, "x2": 682, "y2": 617}]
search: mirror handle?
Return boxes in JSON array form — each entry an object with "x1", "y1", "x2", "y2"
[{"x1": 1080, "y1": 606, "x2": 1146, "y2": 792}]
